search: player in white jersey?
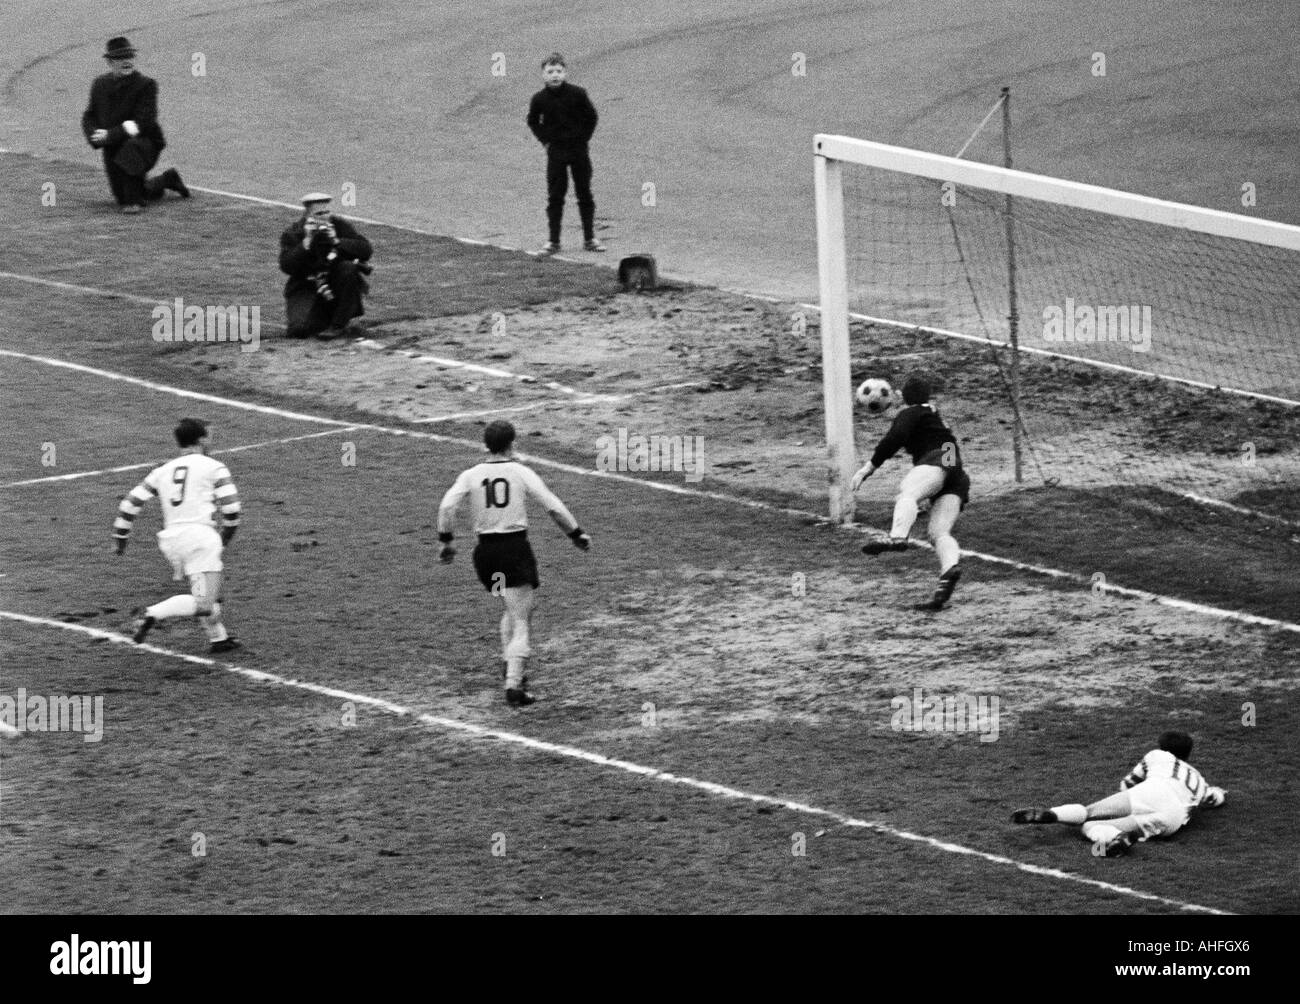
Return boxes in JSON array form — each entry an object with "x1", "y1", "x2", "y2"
[
  {"x1": 113, "y1": 418, "x2": 242, "y2": 653},
  {"x1": 437, "y1": 420, "x2": 591, "y2": 706},
  {"x1": 1010, "y1": 731, "x2": 1227, "y2": 857}
]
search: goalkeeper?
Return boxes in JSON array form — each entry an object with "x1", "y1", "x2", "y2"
[
  {"x1": 1011, "y1": 731, "x2": 1227, "y2": 858},
  {"x1": 851, "y1": 374, "x2": 969, "y2": 611}
]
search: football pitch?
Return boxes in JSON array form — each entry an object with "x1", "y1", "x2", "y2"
[
  {"x1": 1, "y1": 158, "x2": 1297, "y2": 914},
  {"x1": 2, "y1": 0, "x2": 1298, "y2": 917}
]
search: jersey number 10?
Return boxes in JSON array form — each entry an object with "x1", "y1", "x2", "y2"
[{"x1": 481, "y1": 477, "x2": 510, "y2": 509}]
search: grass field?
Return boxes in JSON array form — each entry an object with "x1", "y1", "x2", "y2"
[{"x1": 2, "y1": 154, "x2": 1297, "y2": 914}]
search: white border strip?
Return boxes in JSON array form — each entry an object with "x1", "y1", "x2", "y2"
[
  {"x1": 0, "y1": 609, "x2": 1231, "y2": 915},
  {"x1": 814, "y1": 135, "x2": 1300, "y2": 251},
  {"x1": 2, "y1": 347, "x2": 1295, "y2": 634},
  {"x1": 0, "y1": 427, "x2": 358, "y2": 489}
]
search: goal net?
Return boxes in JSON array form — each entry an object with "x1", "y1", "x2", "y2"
[{"x1": 814, "y1": 134, "x2": 1300, "y2": 523}]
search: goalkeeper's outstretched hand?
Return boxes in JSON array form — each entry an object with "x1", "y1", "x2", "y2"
[
  {"x1": 569, "y1": 527, "x2": 592, "y2": 551},
  {"x1": 850, "y1": 464, "x2": 875, "y2": 493}
]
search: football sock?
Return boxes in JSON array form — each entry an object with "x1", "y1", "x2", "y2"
[
  {"x1": 148, "y1": 594, "x2": 198, "y2": 620},
  {"x1": 499, "y1": 612, "x2": 513, "y2": 660},
  {"x1": 1081, "y1": 821, "x2": 1122, "y2": 844},
  {"x1": 889, "y1": 496, "x2": 919, "y2": 539},
  {"x1": 505, "y1": 657, "x2": 527, "y2": 691},
  {"x1": 1051, "y1": 803, "x2": 1088, "y2": 825},
  {"x1": 935, "y1": 535, "x2": 961, "y2": 572},
  {"x1": 200, "y1": 602, "x2": 228, "y2": 643}
]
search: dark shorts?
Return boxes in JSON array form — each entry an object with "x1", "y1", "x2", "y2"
[
  {"x1": 917, "y1": 448, "x2": 971, "y2": 510},
  {"x1": 472, "y1": 531, "x2": 540, "y2": 592}
]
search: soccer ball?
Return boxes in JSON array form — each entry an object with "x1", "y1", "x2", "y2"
[{"x1": 855, "y1": 378, "x2": 894, "y2": 415}]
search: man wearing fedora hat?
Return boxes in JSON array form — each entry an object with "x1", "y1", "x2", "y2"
[
  {"x1": 81, "y1": 36, "x2": 189, "y2": 214},
  {"x1": 278, "y1": 193, "x2": 374, "y2": 339}
]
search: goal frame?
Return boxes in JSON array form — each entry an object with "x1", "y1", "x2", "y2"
[{"x1": 813, "y1": 133, "x2": 1300, "y2": 523}]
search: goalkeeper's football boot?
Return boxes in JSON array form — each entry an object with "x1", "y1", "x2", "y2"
[
  {"x1": 1093, "y1": 831, "x2": 1136, "y2": 858},
  {"x1": 209, "y1": 638, "x2": 241, "y2": 655},
  {"x1": 1011, "y1": 808, "x2": 1058, "y2": 824},
  {"x1": 505, "y1": 688, "x2": 536, "y2": 707},
  {"x1": 131, "y1": 614, "x2": 156, "y2": 643},
  {"x1": 916, "y1": 564, "x2": 962, "y2": 611},
  {"x1": 861, "y1": 537, "x2": 909, "y2": 556}
]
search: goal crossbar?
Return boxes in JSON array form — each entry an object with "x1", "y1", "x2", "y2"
[{"x1": 814, "y1": 134, "x2": 1300, "y2": 252}]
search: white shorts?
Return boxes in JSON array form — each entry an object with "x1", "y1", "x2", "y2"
[
  {"x1": 1127, "y1": 779, "x2": 1191, "y2": 839},
  {"x1": 157, "y1": 524, "x2": 223, "y2": 580}
]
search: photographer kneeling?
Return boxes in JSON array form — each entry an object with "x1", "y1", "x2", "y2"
[{"x1": 279, "y1": 192, "x2": 373, "y2": 339}]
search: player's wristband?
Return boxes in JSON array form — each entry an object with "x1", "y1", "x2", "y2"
[
  {"x1": 567, "y1": 526, "x2": 585, "y2": 540},
  {"x1": 438, "y1": 532, "x2": 454, "y2": 544}
]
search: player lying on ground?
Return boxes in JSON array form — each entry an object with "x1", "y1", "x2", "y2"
[
  {"x1": 1011, "y1": 730, "x2": 1227, "y2": 857},
  {"x1": 437, "y1": 421, "x2": 591, "y2": 707},
  {"x1": 113, "y1": 418, "x2": 241, "y2": 654},
  {"x1": 850, "y1": 374, "x2": 970, "y2": 611}
]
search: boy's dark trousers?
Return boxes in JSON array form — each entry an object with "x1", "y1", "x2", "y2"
[{"x1": 545, "y1": 141, "x2": 595, "y2": 243}]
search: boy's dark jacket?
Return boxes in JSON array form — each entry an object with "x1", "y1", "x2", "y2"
[{"x1": 526, "y1": 82, "x2": 598, "y2": 146}]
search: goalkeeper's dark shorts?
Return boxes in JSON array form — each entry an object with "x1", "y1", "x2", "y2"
[
  {"x1": 917, "y1": 449, "x2": 971, "y2": 510},
  {"x1": 472, "y1": 530, "x2": 540, "y2": 592}
]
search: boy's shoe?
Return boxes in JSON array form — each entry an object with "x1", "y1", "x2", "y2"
[
  {"x1": 861, "y1": 537, "x2": 909, "y2": 555},
  {"x1": 1011, "y1": 807, "x2": 1058, "y2": 824},
  {"x1": 583, "y1": 238, "x2": 607, "y2": 252},
  {"x1": 120, "y1": 204, "x2": 143, "y2": 215},
  {"x1": 1093, "y1": 831, "x2": 1136, "y2": 858},
  {"x1": 537, "y1": 242, "x2": 560, "y2": 256},
  {"x1": 505, "y1": 688, "x2": 536, "y2": 707},
  {"x1": 131, "y1": 614, "x2": 156, "y2": 643},
  {"x1": 209, "y1": 638, "x2": 241, "y2": 654}
]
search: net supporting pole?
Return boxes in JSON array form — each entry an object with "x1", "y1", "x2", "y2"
[
  {"x1": 1001, "y1": 86, "x2": 1024, "y2": 484},
  {"x1": 814, "y1": 145, "x2": 857, "y2": 523}
]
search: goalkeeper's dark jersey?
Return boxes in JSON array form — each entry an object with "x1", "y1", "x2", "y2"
[{"x1": 870, "y1": 403, "x2": 960, "y2": 469}]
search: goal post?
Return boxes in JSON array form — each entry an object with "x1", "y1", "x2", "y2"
[
  {"x1": 813, "y1": 132, "x2": 1300, "y2": 521},
  {"x1": 813, "y1": 152, "x2": 858, "y2": 523}
]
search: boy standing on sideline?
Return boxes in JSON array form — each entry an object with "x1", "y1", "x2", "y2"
[{"x1": 526, "y1": 53, "x2": 606, "y2": 255}]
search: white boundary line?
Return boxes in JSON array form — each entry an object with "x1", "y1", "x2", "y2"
[
  {"x1": 2, "y1": 347, "x2": 1296, "y2": 634},
  {"x1": 0, "y1": 427, "x2": 358, "y2": 489},
  {"x1": 0, "y1": 609, "x2": 1231, "y2": 915}
]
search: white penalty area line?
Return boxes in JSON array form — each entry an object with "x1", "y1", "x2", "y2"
[
  {"x1": 0, "y1": 268, "x2": 589, "y2": 398},
  {"x1": 0, "y1": 427, "x2": 359, "y2": 489},
  {"x1": 0, "y1": 610, "x2": 1230, "y2": 915},
  {"x1": 3, "y1": 347, "x2": 1297, "y2": 636}
]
